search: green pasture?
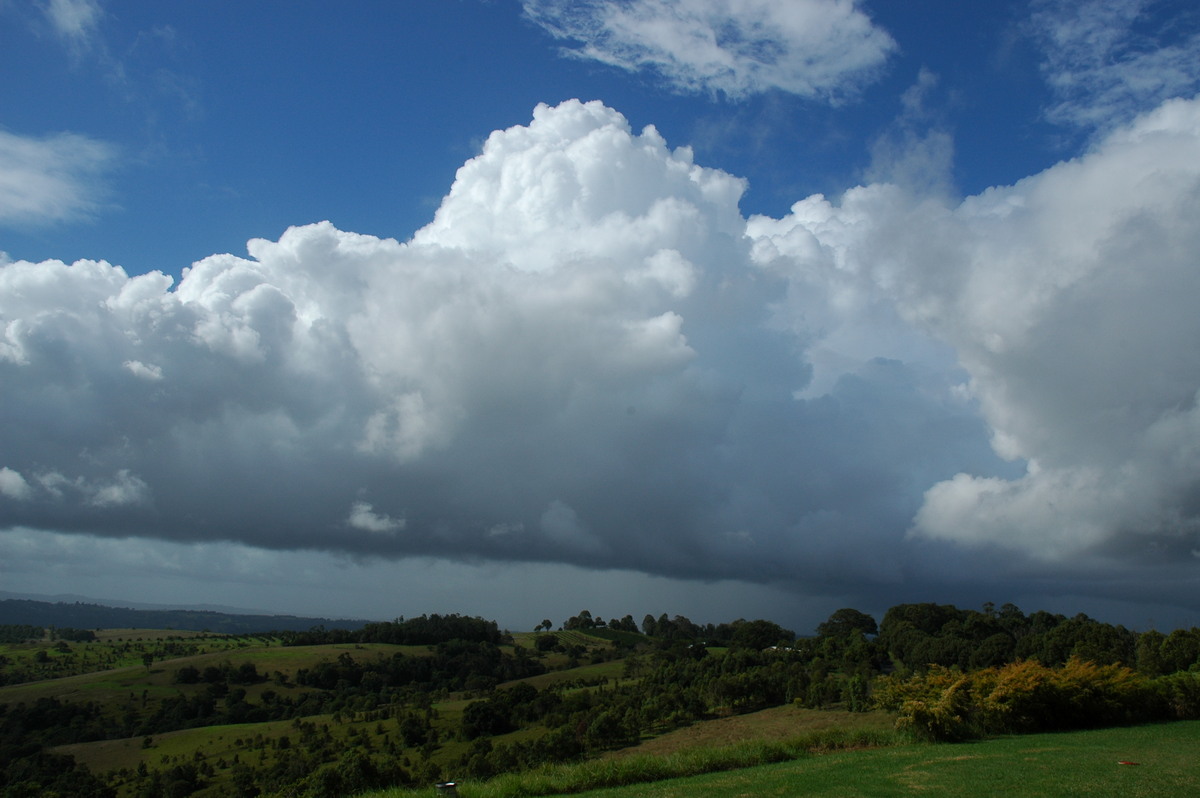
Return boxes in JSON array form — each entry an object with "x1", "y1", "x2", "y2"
[
  {"x1": 514, "y1": 660, "x2": 627, "y2": 692},
  {"x1": 57, "y1": 706, "x2": 439, "y2": 795},
  {"x1": 0, "y1": 630, "x2": 277, "y2": 684},
  {"x1": 0, "y1": 641, "x2": 428, "y2": 703},
  {"x1": 55, "y1": 717, "x2": 303, "y2": 773},
  {"x1": 387, "y1": 721, "x2": 1200, "y2": 798},
  {"x1": 578, "y1": 722, "x2": 1200, "y2": 798}
]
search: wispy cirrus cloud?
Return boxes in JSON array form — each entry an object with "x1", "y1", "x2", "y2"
[
  {"x1": 522, "y1": 0, "x2": 895, "y2": 101},
  {"x1": 1031, "y1": 0, "x2": 1200, "y2": 132},
  {"x1": 42, "y1": 0, "x2": 103, "y2": 53},
  {"x1": 0, "y1": 129, "x2": 115, "y2": 227}
]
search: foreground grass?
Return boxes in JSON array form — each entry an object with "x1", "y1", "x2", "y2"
[
  {"x1": 374, "y1": 721, "x2": 1200, "y2": 798},
  {"x1": 368, "y1": 727, "x2": 899, "y2": 798}
]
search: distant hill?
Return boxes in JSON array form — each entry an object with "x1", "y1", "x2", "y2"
[
  {"x1": 0, "y1": 597, "x2": 370, "y2": 634},
  {"x1": 0, "y1": 590, "x2": 267, "y2": 614}
]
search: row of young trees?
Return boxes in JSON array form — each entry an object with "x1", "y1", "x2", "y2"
[
  {"x1": 556, "y1": 610, "x2": 797, "y2": 648},
  {"x1": 280, "y1": 614, "x2": 502, "y2": 647},
  {"x1": 0, "y1": 624, "x2": 99, "y2": 644}
]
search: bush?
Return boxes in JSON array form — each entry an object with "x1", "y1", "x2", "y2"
[
  {"x1": 885, "y1": 658, "x2": 1159, "y2": 741},
  {"x1": 896, "y1": 675, "x2": 974, "y2": 742}
]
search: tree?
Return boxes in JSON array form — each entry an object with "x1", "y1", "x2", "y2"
[
  {"x1": 817, "y1": 608, "x2": 878, "y2": 639},
  {"x1": 461, "y1": 698, "x2": 514, "y2": 739},
  {"x1": 174, "y1": 665, "x2": 200, "y2": 684},
  {"x1": 564, "y1": 610, "x2": 595, "y2": 630},
  {"x1": 1136, "y1": 630, "x2": 1166, "y2": 676},
  {"x1": 730, "y1": 619, "x2": 792, "y2": 650},
  {"x1": 611, "y1": 615, "x2": 640, "y2": 633},
  {"x1": 1160, "y1": 629, "x2": 1200, "y2": 674}
]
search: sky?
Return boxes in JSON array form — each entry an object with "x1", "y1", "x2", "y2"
[{"x1": 2, "y1": 0, "x2": 1200, "y2": 635}]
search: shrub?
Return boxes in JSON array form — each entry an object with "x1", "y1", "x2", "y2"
[
  {"x1": 887, "y1": 658, "x2": 1159, "y2": 741},
  {"x1": 896, "y1": 675, "x2": 975, "y2": 742}
]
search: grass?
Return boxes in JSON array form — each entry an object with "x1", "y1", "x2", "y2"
[
  {"x1": 605, "y1": 705, "x2": 894, "y2": 758},
  {"x1": 11, "y1": 630, "x2": 598, "y2": 796},
  {"x1": 55, "y1": 718, "x2": 301, "y2": 773},
  {"x1": 0, "y1": 641, "x2": 426, "y2": 709},
  {"x1": 377, "y1": 720, "x2": 1200, "y2": 798},
  {"x1": 514, "y1": 660, "x2": 627, "y2": 692},
  {"x1": 0, "y1": 631, "x2": 274, "y2": 685}
]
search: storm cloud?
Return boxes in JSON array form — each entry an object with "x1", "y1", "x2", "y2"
[{"x1": 3, "y1": 92, "x2": 1200, "y2": 617}]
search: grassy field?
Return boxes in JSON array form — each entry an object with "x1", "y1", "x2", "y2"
[
  {"x1": 56, "y1": 717, "x2": 307, "y2": 774},
  {"x1": 0, "y1": 641, "x2": 427, "y2": 706},
  {"x1": 19, "y1": 624, "x2": 1197, "y2": 798},
  {"x1": 13, "y1": 630, "x2": 622, "y2": 796},
  {"x1": 0, "y1": 630, "x2": 277, "y2": 684},
  {"x1": 604, "y1": 704, "x2": 895, "y2": 758},
  {"x1": 389, "y1": 720, "x2": 1200, "y2": 798},
  {"x1": 5, "y1": 634, "x2": 470, "y2": 796}
]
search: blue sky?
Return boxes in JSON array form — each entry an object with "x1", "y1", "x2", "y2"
[
  {"x1": 5, "y1": 0, "x2": 1068, "y2": 274},
  {"x1": 3, "y1": 0, "x2": 1200, "y2": 634}
]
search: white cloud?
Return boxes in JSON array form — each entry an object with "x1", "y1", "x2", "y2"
[
  {"x1": 347, "y1": 501, "x2": 405, "y2": 535},
  {"x1": 43, "y1": 0, "x2": 102, "y2": 47},
  {"x1": 123, "y1": 360, "x2": 163, "y2": 381},
  {"x1": 865, "y1": 68, "x2": 956, "y2": 198},
  {"x1": 1031, "y1": 0, "x2": 1200, "y2": 132},
  {"x1": 88, "y1": 469, "x2": 150, "y2": 508},
  {"x1": 5, "y1": 94, "x2": 1199, "y2": 617},
  {"x1": 0, "y1": 129, "x2": 114, "y2": 226},
  {"x1": 523, "y1": 0, "x2": 895, "y2": 100},
  {"x1": 414, "y1": 100, "x2": 747, "y2": 269},
  {"x1": 1, "y1": 100, "x2": 986, "y2": 593},
  {"x1": 0, "y1": 468, "x2": 33, "y2": 501},
  {"x1": 755, "y1": 95, "x2": 1200, "y2": 561}
]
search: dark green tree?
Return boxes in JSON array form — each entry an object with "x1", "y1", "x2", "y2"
[{"x1": 816, "y1": 608, "x2": 878, "y2": 639}]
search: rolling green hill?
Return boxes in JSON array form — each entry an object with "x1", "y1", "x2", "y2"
[{"x1": 4, "y1": 602, "x2": 1200, "y2": 797}]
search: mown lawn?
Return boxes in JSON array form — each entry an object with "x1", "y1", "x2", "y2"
[{"x1": 383, "y1": 720, "x2": 1200, "y2": 798}]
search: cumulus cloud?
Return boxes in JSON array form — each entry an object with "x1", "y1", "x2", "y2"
[
  {"x1": 522, "y1": 0, "x2": 895, "y2": 100},
  {"x1": 756, "y1": 96, "x2": 1200, "y2": 564},
  {"x1": 1031, "y1": 0, "x2": 1200, "y2": 132},
  {"x1": 0, "y1": 100, "x2": 996, "y2": 595},
  {"x1": 347, "y1": 502, "x2": 405, "y2": 535},
  {"x1": 88, "y1": 469, "x2": 151, "y2": 508},
  {"x1": 0, "y1": 468, "x2": 33, "y2": 501},
  {"x1": 4, "y1": 94, "x2": 1199, "y2": 616},
  {"x1": 0, "y1": 129, "x2": 114, "y2": 226},
  {"x1": 123, "y1": 360, "x2": 163, "y2": 381}
]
